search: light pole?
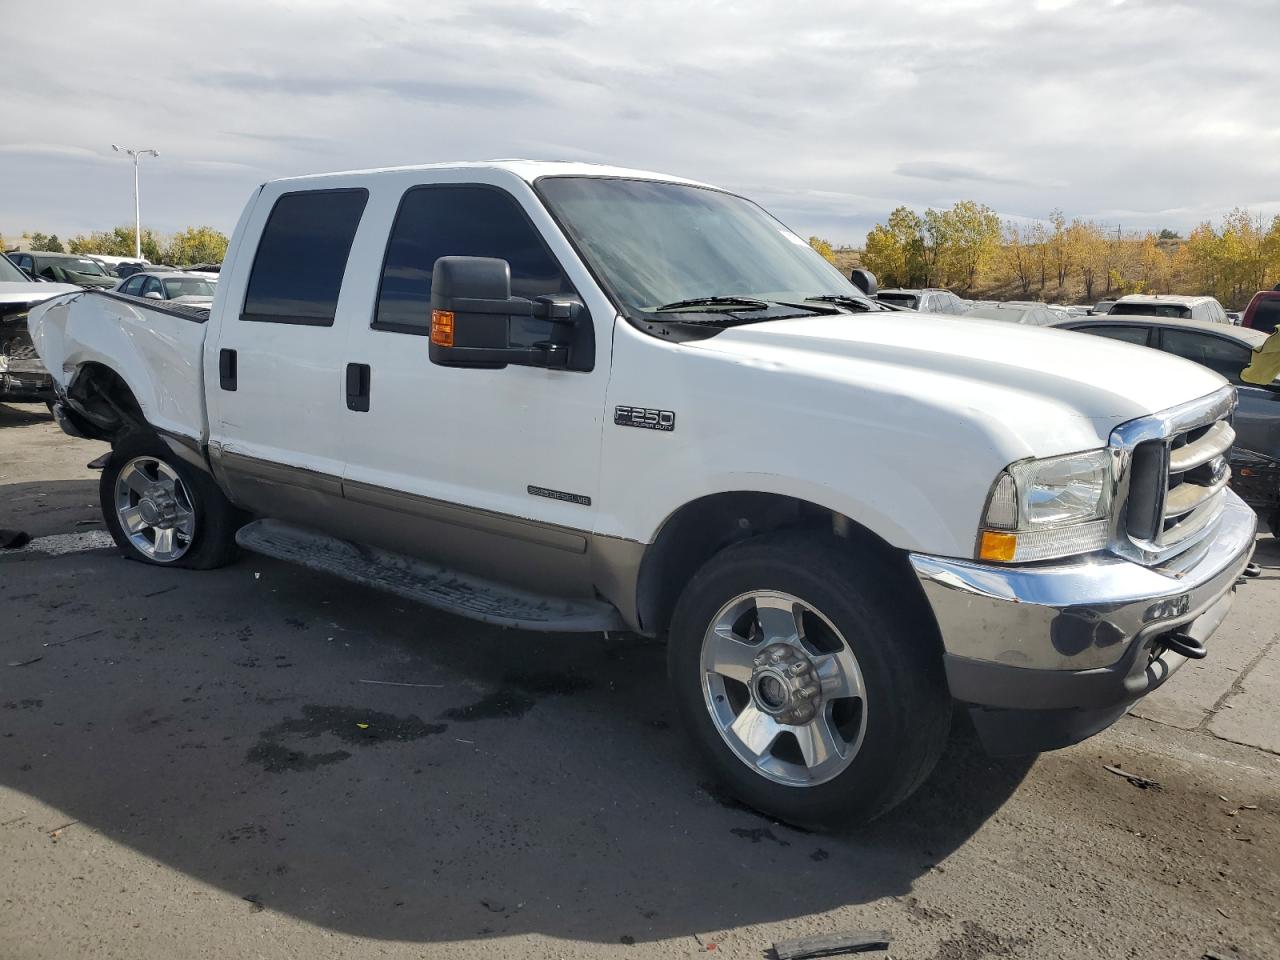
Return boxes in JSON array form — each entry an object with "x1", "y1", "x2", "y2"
[{"x1": 111, "y1": 144, "x2": 159, "y2": 260}]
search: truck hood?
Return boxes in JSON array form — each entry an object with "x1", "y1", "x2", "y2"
[
  {"x1": 0, "y1": 281, "x2": 82, "y2": 304},
  {"x1": 696, "y1": 309, "x2": 1227, "y2": 456}
]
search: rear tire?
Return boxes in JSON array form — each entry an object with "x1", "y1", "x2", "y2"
[
  {"x1": 667, "y1": 530, "x2": 951, "y2": 828},
  {"x1": 100, "y1": 431, "x2": 242, "y2": 569}
]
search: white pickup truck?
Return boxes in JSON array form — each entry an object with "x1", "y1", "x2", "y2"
[{"x1": 29, "y1": 161, "x2": 1257, "y2": 826}]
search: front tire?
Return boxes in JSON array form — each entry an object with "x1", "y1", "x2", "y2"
[
  {"x1": 668, "y1": 530, "x2": 951, "y2": 828},
  {"x1": 100, "y1": 432, "x2": 242, "y2": 569}
]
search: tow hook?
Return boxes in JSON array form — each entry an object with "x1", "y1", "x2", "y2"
[{"x1": 1161, "y1": 632, "x2": 1208, "y2": 660}]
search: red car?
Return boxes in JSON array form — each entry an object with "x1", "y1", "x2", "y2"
[{"x1": 1241, "y1": 289, "x2": 1280, "y2": 334}]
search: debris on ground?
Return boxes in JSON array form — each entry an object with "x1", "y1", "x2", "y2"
[
  {"x1": 73, "y1": 519, "x2": 101, "y2": 526},
  {"x1": 242, "y1": 893, "x2": 265, "y2": 912},
  {"x1": 1104, "y1": 764, "x2": 1162, "y2": 790},
  {"x1": 1228, "y1": 804, "x2": 1258, "y2": 816},
  {"x1": 8, "y1": 657, "x2": 42, "y2": 668},
  {"x1": 771, "y1": 929, "x2": 891, "y2": 959},
  {"x1": 357, "y1": 678, "x2": 445, "y2": 689},
  {"x1": 44, "y1": 628, "x2": 103, "y2": 648},
  {"x1": 47, "y1": 821, "x2": 79, "y2": 841},
  {"x1": 0, "y1": 529, "x2": 32, "y2": 549}
]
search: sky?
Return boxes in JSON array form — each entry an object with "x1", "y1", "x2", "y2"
[{"x1": 1, "y1": 0, "x2": 1276, "y2": 248}]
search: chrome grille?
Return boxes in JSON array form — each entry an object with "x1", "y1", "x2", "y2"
[{"x1": 1111, "y1": 386, "x2": 1236, "y2": 564}]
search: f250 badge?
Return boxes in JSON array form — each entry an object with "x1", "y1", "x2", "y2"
[{"x1": 614, "y1": 405, "x2": 676, "y2": 432}]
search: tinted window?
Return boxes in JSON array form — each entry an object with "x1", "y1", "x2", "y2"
[
  {"x1": 1252, "y1": 300, "x2": 1280, "y2": 335},
  {"x1": 120, "y1": 276, "x2": 143, "y2": 295},
  {"x1": 1079, "y1": 324, "x2": 1150, "y2": 346},
  {"x1": 1158, "y1": 329, "x2": 1251, "y2": 382},
  {"x1": 374, "y1": 185, "x2": 571, "y2": 335},
  {"x1": 878, "y1": 293, "x2": 919, "y2": 309},
  {"x1": 0, "y1": 255, "x2": 26, "y2": 283},
  {"x1": 242, "y1": 189, "x2": 368, "y2": 326},
  {"x1": 1110, "y1": 302, "x2": 1191, "y2": 319},
  {"x1": 142, "y1": 277, "x2": 163, "y2": 297}
]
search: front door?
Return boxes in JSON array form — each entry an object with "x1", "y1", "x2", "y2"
[{"x1": 338, "y1": 178, "x2": 613, "y2": 597}]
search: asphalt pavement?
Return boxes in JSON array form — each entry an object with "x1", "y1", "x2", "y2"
[{"x1": 1, "y1": 402, "x2": 1277, "y2": 960}]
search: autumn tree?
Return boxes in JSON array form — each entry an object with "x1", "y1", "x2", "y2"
[
  {"x1": 162, "y1": 226, "x2": 229, "y2": 266},
  {"x1": 1003, "y1": 222, "x2": 1034, "y2": 295},
  {"x1": 69, "y1": 226, "x2": 164, "y2": 262},
  {"x1": 1067, "y1": 220, "x2": 1108, "y2": 301},
  {"x1": 1048, "y1": 209, "x2": 1071, "y2": 288},
  {"x1": 862, "y1": 207, "x2": 927, "y2": 287},
  {"x1": 938, "y1": 201, "x2": 1000, "y2": 290}
]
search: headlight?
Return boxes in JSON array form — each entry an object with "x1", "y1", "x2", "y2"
[{"x1": 978, "y1": 449, "x2": 1112, "y2": 563}]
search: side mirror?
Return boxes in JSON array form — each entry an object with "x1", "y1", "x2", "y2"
[
  {"x1": 428, "y1": 256, "x2": 592, "y2": 372},
  {"x1": 850, "y1": 268, "x2": 878, "y2": 297},
  {"x1": 144, "y1": 290, "x2": 164, "y2": 300}
]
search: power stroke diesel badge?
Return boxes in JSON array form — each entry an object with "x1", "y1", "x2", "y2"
[{"x1": 614, "y1": 405, "x2": 676, "y2": 432}]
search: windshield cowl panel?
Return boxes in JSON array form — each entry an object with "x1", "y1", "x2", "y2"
[{"x1": 535, "y1": 176, "x2": 871, "y2": 334}]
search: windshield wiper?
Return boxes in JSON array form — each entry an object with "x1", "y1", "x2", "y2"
[
  {"x1": 804, "y1": 295, "x2": 880, "y2": 312},
  {"x1": 655, "y1": 296, "x2": 770, "y2": 313}
]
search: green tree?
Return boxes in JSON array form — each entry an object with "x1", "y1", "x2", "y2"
[{"x1": 162, "y1": 226, "x2": 229, "y2": 266}]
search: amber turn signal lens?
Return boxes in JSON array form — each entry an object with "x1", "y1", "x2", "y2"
[
  {"x1": 978, "y1": 530, "x2": 1017, "y2": 562},
  {"x1": 430, "y1": 309, "x2": 455, "y2": 347}
]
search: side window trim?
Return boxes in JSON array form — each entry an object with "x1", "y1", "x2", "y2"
[
  {"x1": 240, "y1": 187, "x2": 370, "y2": 327},
  {"x1": 370, "y1": 182, "x2": 574, "y2": 337}
]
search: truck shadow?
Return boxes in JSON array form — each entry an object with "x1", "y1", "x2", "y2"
[
  {"x1": 0, "y1": 401, "x2": 53, "y2": 427},
  {"x1": 0, "y1": 549, "x2": 1034, "y2": 946}
]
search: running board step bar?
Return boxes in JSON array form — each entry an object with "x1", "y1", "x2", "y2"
[{"x1": 235, "y1": 519, "x2": 624, "y2": 633}]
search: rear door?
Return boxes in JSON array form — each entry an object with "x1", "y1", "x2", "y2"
[
  {"x1": 205, "y1": 185, "x2": 370, "y2": 517},
  {"x1": 335, "y1": 173, "x2": 614, "y2": 595}
]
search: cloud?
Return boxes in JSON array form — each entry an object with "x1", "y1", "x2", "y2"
[
  {"x1": 0, "y1": 0, "x2": 1276, "y2": 244},
  {"x1": 894, "y1": 161, "x2": 1037, "y2": 188}
]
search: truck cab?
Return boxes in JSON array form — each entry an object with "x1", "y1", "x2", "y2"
[{"x1": 29, "y1": 162, "x2": 1257, "y2": 826}]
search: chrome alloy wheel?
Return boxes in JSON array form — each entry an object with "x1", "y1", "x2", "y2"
[
  {"x1": 113, "y1": 456, "x2": 196, "y2": 562},
  {"x1": 700, "y1": 591, "x2": 868, "y2": 787}
]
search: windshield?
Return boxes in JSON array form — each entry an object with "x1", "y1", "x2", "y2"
[
  {"x1": 1110, "y1": 302, "x2": 1191, "y2": 319},
  {"x1": 54, "y1": 257, "x2": 109, "y2": 277},
  {"x1": 536, "y1": 177, "x2": 870, "y2": 316},
  {"x1": 162, "y1": 277, "x2": 215, "y2": 299},
  {"x1": 0, "y1": 254, "x2": 29, "y2": 283}
]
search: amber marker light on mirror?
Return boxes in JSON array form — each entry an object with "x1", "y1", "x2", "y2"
[
  {"x1": 430, "y1": 310, "x2": 455, "y2": 347},
  {"x1": 978, "y1": 530, "x2": 1017, "y2": 563}
]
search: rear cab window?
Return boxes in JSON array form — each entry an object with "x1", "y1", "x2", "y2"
[
  {"x1": 1252, "y1": 299, "x2": 1280, "y2": 335},
  {"x1": 241, "y1": 188, "x2": 369, "y2": 326},
  {"x1": 1110, "y1": 302, "x2": 1191, "y2": 319},
  {"x1": 878, "y1": 293, "x2": 919, "y2": 309}
]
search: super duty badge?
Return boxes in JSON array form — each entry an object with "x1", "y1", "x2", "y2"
[{"x1": 614, "y1": 405, "x2": 676, "y2": 432}]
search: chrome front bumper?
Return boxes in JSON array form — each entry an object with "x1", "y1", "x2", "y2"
[{"x1": 908, "y1": 491, "x2": 1257, "y2": 752}]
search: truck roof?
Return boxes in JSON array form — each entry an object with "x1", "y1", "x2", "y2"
[
  {"x1": 268, "y1": 159, "x2": 714, "y2": 190},
  {"x1": 1115, "y1": 293, "x2": 1219, "y2": 306}
]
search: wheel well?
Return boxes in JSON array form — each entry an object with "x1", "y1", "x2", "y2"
[
  {"x1": 65, "y1": 363, "x2": 145, "y2": 441},
  {"x1": 634, "y1": 492, "x2": 924, "y2": 637}
]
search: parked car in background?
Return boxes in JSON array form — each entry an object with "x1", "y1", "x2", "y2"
[
  {"x1": 876, "y1": 288, "x2": 968, "y2": 314},
  {"x1": 963, "y1": 301, "x2": 1059, "y2": 326},
  {"x1": 181, "y1": 262, "x2": 222, "y2": 275},
  {"x1": 1241, "y1": 290, "x2": 1280, "y2": 335},
  {"x1": 1054, "y1": 314, "x2": 1280, "y2": 534},
  {"x1": 113, "y1": 271, "x2": 216, "y2": 306},
  {"x1": 8, "y1": 251, "x2": 118, "y2": 290},
  {"x1": 1107, "y1": 294, "x2": 1230, "y2": 324},
  {"x1": 1091, "y1": 299, "x2": 1117, "y2": 316},
  {"x1": 0, "y1": 254, "x2": 82, "y2": 402}
]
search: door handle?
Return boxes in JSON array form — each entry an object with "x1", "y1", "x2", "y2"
[
  {"x1": 346, "y1": 362, "x2": 371, "y2": 412},
  {"x1": 219, "y1": 349, "x2": 237, "y2": 391}
]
